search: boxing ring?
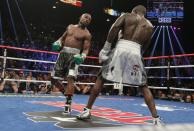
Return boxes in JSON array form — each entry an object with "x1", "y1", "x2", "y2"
[{"x1": 0, "y1": 45, "x2": 194, "y2": 131}]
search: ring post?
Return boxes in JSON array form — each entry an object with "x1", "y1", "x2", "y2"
[
  {"x1": 2, "y1": 48, "x2": 7, "y2": 79},
  {"x1": 167, "y1": 57, "x2": 171, "y2": 95}
]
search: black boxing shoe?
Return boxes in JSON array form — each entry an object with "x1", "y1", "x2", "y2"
[{"x1": 62, "y1": 104, "x2": 71, "y2": 115}]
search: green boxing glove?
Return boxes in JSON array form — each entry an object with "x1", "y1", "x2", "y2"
[
  {"x1": 73, "y1": 53, "x2": 87, "y2": 65},
  {"x1": 52, "y1": 40, "x2": 61, "y2": 51}
]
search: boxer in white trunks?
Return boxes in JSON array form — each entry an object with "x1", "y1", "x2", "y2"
[{"x1": 77, "y1": 5, "x2": 164, "y2": 126}]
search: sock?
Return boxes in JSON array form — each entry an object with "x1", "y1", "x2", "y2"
[
  {"x1": 84, "y1": 107, "x2": 90, "y2": 111},
  {"x1": 153, "y1": 115, "x2": 159, "y2": 118},
  {"x1": 65, "y1": 95, "x2": 72, "y2": 105}
]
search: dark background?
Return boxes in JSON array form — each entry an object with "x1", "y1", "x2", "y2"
[{"x1": 184, "y1": 0, "x2": 194, "y2": 50}]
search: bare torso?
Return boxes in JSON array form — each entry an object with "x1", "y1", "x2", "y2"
[
  {"x1": 61, "y1": 24, "x2": 91, "y2": 49},
  {"x1": 121, "y1": 13, "x2": 153, "y2": 46}
]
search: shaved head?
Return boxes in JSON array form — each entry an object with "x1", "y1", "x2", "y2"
[{"x1": 132, "y1": 5, "x2": 146, "y2": 16}]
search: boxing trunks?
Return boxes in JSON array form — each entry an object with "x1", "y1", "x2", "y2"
[
  {"x1": 100, "y1": 39, "x2": 147, "y2": 86},
  {"x1": 51, "y1": 47, "x2": 80, "y2": 80}
]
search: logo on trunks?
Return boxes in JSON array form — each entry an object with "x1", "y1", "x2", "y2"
[
  {"x1": 131, "y1": 65, "x2": 140, "y2": 76},
  {"x1": 24, "y1": 101, "x2": 152, "y2": 129}
]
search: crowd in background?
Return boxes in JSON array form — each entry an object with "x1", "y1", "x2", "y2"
[
  {"x1": 0, "y1": 22, "x2": 194, "y2": 103},
  {"x1": 147, "y1": 0, "x2": 184, "y2": 18},
  {"x1": 0, "y1": 47, "x2": 194, "y2": 103}
]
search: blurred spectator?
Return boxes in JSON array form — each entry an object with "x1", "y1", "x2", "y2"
[
  {"x1": 75, "y1": 84, "x2": 91, "y2": 94},
  {"x1": 18, "y1": 75, "x2": 36, "y2": 94},
  {"x1": 50, "y1": 85, "x2": 63, "y2": 95},
  {"x1": 1, "y1": 71, "x2": 19, "y2": 93},
  {"x1": 184, "y1": 94, "x2": 193, "y2": 103}
]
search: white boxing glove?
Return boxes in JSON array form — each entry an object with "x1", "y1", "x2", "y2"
[{"x1": 99, "y1": 41, "x2": 112, "y2": 62}]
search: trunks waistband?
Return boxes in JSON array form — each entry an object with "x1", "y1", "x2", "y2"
[
  {"x1": 116, "y1": 39, "x2": 141, "y2": 50},
  {"x1": 61, "y1": 47, "x2": 80, "y2": 54}
]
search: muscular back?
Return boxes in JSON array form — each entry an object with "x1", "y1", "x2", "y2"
[{"x1": 122, "y1": 13, "x2": 153, "y2": 46}]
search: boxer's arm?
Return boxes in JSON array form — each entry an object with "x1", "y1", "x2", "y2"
[
  {"x1": 106, "y1": 13, "x2": 126, "y2": 44},
  {"x1": 82, "y1": 33, "x2": 92, "y2": 55},
  {"x1": 60, "y1": 25, "x2": 72, "y2": 44},
  {"x1": 60, "y1": 31, "x2": 67, "y2": 44},
  {"x1": 52, "y1": 25, "x2": 72, "y2": 51},
  {"x1": 98, "y1": 14, "x2": 126, "y2": 62},
  {"x1": 142, "y1": 28, "x2": 153, "y2": 52},
  {"x1": 142, "y1": 38, "x2": 151, "y2": 53},
  {"x1": 73, "y1": 33, "x2": 91, "y2": 65}
]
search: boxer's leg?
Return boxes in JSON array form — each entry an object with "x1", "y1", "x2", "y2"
[
  {"x1": 77, "y1": 76, "x2": 104, "y2": 119},
  {"x1": 63, "y1": 60, "x2": 78, "y2": 114}
]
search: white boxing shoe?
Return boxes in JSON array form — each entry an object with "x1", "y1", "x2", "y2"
[
  {"x1": 76, "y1": 107, "x2": 91, "y2": 120},
  {"x1": 153, "y1": 116, "x2": 165, "y2": 126}
]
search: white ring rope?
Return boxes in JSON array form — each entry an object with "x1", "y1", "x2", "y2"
[
  {"x1": 170, "y1": 87, "x2": 194, "y2": 92},
  {"x1": 3, "y1": 78, "x2": 194, "y2": 92},
  {"x1": 6, "y1": 68, "x2": 51, "y2": 73},
  {"x1": 4, "y1": 78, "x2": 51, "y2": 83},
  {"x1": 4, "y1": 67, "x2": 194, "y2": 79},
  {"x1": 1, "y1": 56, "x2": 194, "y2": 69},
  {"x1": 145, "y1": 65, "x2": 194, "y2": 69},
  {"x1": 0, "y1": 94, "x2": 65, "y2": 98},
  {"x1": 148, "y1": 77, "x2": 194, "y2": 79},
  {"x1": 145, "y1": 66, "x2": 168, "y2": 69},
  {"x1": 79, "y1": 64, "x2": 101, "y2": 68},
  {"x1": 1, "y1": 54, "x2": 194, "y2": 93},
  {"x1": 0, "y1": 56, "x2": 55, "y2": 64},
  {"x1": 4, "y1": 78, "x2": 111, "y2": 85},
  {"x1": 170, "y1": 65, "x2": 194, "y2": 68}
]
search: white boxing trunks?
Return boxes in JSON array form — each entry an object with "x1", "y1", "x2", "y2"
[{"x1": 100, "y1": 39, "x2": 147, "y2": 86}]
